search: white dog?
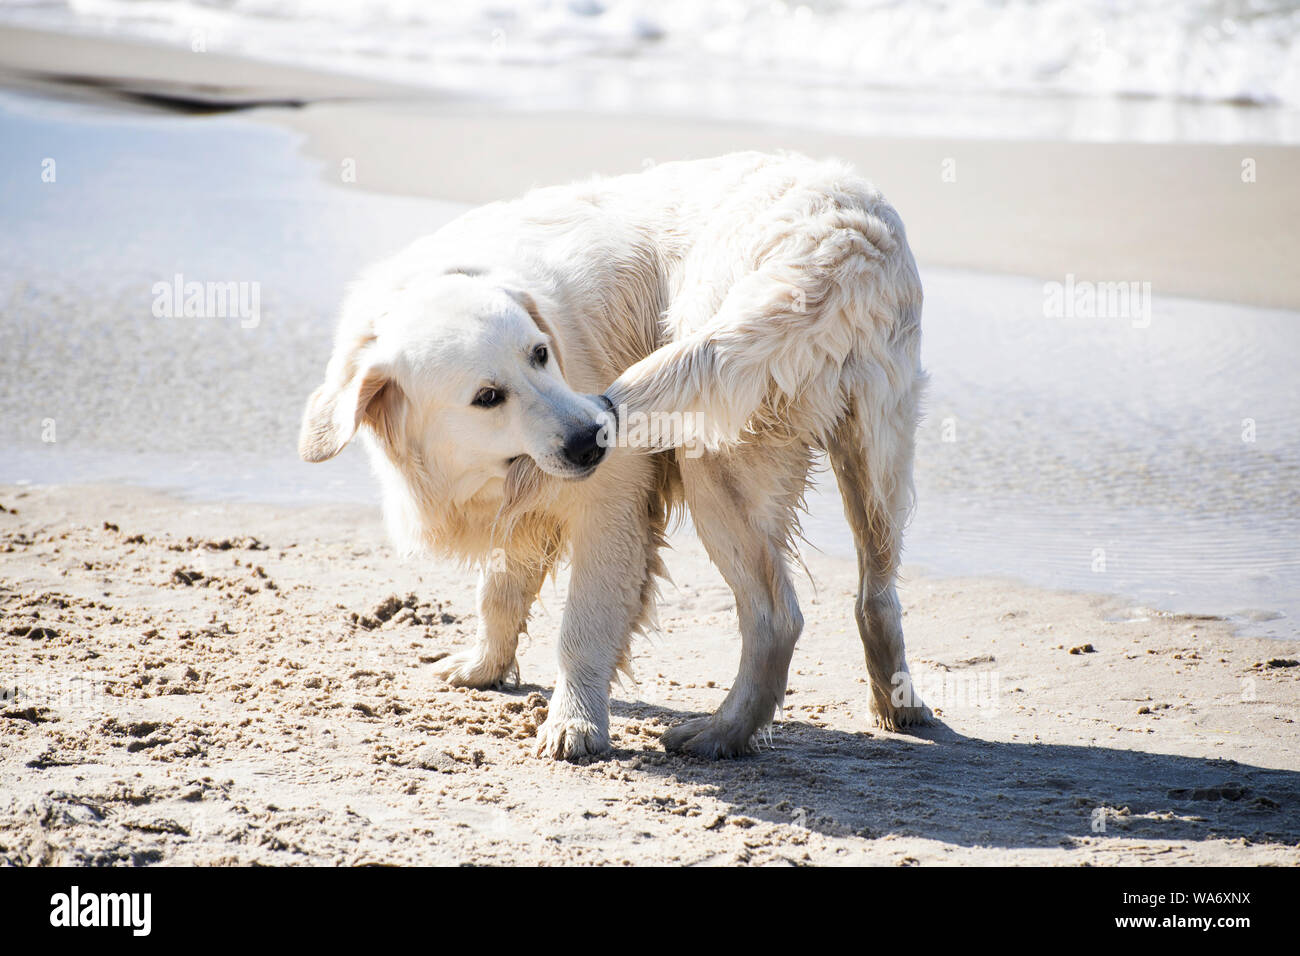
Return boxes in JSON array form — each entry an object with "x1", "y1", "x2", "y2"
[{"x1": 299, "y1": 151, "x2": 930, "y2": 759}]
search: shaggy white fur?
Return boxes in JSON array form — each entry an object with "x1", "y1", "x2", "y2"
[{"x1": 299, "y1": 151, "x2": 930, "y2": 760}]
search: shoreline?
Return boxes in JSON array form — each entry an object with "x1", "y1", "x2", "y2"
[
  {"x1": 0, "y1": 24, "x2": 424, "y2": 107},
  {"x1": 2, "y1": 482, "x2": 1297, "y2": 865},
  {"x1": 8, "y1": 451, "x2": 1298, "y2": 646},
  {"x1": 0, "y1": 23, "x2": 1298, "y2": 308},
  {"x1": 2, "y1": 61, "x2": 1298, "y2": 641}
]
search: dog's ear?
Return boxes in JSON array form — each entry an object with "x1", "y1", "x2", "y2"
[
  {"x1": 298, "y1": 358, "x2": 396, "y2": 463},
  {"x1": 504, "y1": 287, "x2": 564, "y2": 375}
]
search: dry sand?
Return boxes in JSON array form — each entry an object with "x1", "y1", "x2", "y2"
[{"x1": 2, "y1": 484, "x2": 1297, "y2": 866}]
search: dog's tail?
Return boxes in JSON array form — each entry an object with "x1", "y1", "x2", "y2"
[{"x1": 603, "y1": 198, "x2": 922, "y2": 459}]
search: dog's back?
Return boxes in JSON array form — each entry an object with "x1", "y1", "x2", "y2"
[{"x1": 592, "y1": 152, "x2": 923, "y2": 511}]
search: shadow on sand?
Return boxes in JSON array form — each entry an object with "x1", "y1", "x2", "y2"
[{"x1": 584, "y1": 699, "x2": 1300, "y2": 850}]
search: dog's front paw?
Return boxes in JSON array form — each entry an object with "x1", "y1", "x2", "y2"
[
  {"x1": 433, "y1": 648, "x2": 518, "y2": 689},
  {"x1": 534, "y1": 713, "x2": 610, "y2": 761},
  {"x1": 661, "y1": 715, "x2": 758, "y2": 759}
]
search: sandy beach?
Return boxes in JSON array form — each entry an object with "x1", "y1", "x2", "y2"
[
  {"x1": 3, "y1": 483, "x2": 1298, "y2": 866},
  {"x1": 1, "y1": 25, "x2": 1298, "y2": 867}
]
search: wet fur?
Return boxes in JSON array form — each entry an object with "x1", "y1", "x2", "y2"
[{"x1": 300, "y1": 151, "x2": 929, "y2": 760}]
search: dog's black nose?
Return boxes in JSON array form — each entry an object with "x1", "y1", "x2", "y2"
[{"x1": 562, "y1": 425, "x2": 605, "y2": 469}]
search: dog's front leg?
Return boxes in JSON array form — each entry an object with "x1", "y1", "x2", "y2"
[
  {"x1": 436, "y1": 552, "x2": 551, "y2": 689},
  {"x1": 535, "y1": 476, "x2": 652, "y2": 760}
]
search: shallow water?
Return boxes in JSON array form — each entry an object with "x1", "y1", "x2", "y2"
[
  {"x1": 2, "y1": 91, "x2": 1297, "y2": 637},
  {"x1": 0, "y1": 90, "x2": 449, "y2": 505},
  {"x1": 813, "y1": 267, "x2": 1300, "y2": 641}
]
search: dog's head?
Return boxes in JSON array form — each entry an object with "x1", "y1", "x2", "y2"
[{"x1": 298, "y1": 272, "x2": 611, "y2": 498}]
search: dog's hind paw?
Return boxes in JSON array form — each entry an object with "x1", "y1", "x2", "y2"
[
  {"x1": 661, "y1": 715, "x2": 759, "y2": 759},
  {"x1": 433, "y1": 649, "x2": 518, "y2": 690},
  {"x1": 534, "y1": 714, "x2": 611, "y2": 761},
  {"x1": 871, "y1": 699, "x2": 934, "y2": 732}
]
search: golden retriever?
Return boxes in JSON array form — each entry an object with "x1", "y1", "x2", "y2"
[{"x1": 299, "y1": 151, "x2": 930, "y2": 759}]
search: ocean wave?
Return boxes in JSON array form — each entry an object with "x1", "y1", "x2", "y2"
[{"x1": 3, "y1": 0, "x2": 1298, "y2": 108}]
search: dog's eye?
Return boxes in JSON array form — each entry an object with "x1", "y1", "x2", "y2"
[
  {"x1": 533, "y1": 344, "x2": 548, "y2": 366},
  {"x1": 472, "y1": 386, "x2": 505, "y2": 408}
]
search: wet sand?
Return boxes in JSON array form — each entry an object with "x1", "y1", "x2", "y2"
[
  {"x1": 4, "y1": 23, "x2": 1299, "y2": 309},
  {"x1": 0, "y1": 24, "x2": 419, "y2": 107},
  {"x1": 268, "y1": 102, "x2": 1300, "y2": 310}
]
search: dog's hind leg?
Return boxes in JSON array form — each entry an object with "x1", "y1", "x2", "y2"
[
  {"x1": 661, "y1": 442, "x2": 811, "y2": 758},
  {"x1": 826, "y1": 388, "x2": 932, "y2": 731},
  {"x1": 435, "y1": 547, "x2": 554, "y2": 689}
]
